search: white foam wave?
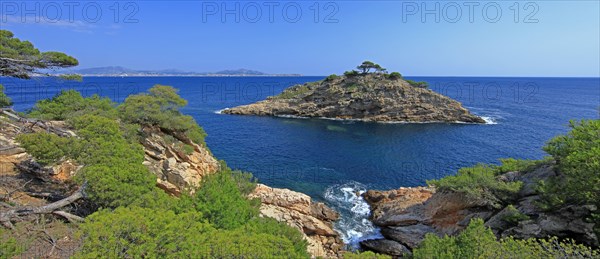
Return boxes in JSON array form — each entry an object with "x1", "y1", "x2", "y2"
[
  {"x1": 466, "y1": 106, "x2": 510, "y2": 125},
  {"x1": 480, "y1": 116, "x2": 498, "y2": 125},
  {"x1": 324, "y1": 182, "x2": 382, "y2": 249},
  {"x1": 214, "y1": 108, "x2": 229, "y2": 114}
]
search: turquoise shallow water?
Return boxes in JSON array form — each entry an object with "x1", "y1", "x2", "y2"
[{"x1": 3, "y1": 76, "x2": 599, "y2": 245}]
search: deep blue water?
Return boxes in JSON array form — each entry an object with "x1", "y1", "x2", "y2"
[{"x1": 2, "y1": 76, "x2": 599, "y2": 244}]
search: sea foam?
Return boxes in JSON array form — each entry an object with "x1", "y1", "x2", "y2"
[{"x1": 324, "y1": 182, "x2": 382, "y2": 249}]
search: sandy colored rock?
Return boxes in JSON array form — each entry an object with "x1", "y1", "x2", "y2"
[
  {"x1": 50, "y1": 160, "x2": 82, "y2": 181},
  {"x1": 249, "y1": 184, "x2": 343, "y2": 258},
  {"x1": 140, "y1": 127, "x2": 220, "y2": 195}
]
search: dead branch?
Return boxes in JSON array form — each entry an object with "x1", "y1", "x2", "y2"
[
  {"x1": 52, "y1": 211, "x2": 84, "y2": 223},
  {"x1": 0, "y1": 182, "x2": 86, "y2": 229},
  {"x1": 0, "y1": 109, "x2": 75, "y2": 137}
]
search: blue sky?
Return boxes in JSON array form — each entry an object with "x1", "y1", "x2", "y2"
[{"x1": 1, "y1": 1, "x2": 599, "y2": 76}]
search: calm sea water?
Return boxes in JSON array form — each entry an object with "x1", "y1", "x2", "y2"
[{"x1": 2, "y1": 76, "x2": 599, "y2": 244}]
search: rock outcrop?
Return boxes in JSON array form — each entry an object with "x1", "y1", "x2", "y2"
[
  {"x1": 361, "y1": 164, "x2": 599, "y2": 256},
  {"x1": 140, "y1": 127, "x2": 220, "y2": 196},
  {"x1": 223, "y1": 73, "x2": 485, "y2": 123},
  {"x1": 249, "y1": 184, "x2": 344, "y2": 258}
]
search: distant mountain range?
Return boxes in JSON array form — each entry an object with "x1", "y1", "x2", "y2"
[{"x1": 58, "y1": 66, "x2": 300, "y2": 77}]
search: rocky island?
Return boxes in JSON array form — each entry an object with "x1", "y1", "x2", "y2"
[{"x1": 223, "y1": 61, "x2": 485, "y2": 123}]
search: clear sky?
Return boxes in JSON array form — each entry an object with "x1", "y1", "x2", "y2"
[{"x1": 1, "y1": 1, "x2": 599, "y2": 76}]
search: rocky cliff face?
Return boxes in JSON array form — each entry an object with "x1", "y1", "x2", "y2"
[
  {"x1": 223, "y1": 74, "x2": 485, "y2": 123},
  {"x1": 249, "y1": 184, "x2": 344, "y2": 258},
  {"x1": 140, "y1": 127, "x2": 220, "y2": 196},
  {"x1": 360, "y1": 164, "x2": 598, "y2": 257}
]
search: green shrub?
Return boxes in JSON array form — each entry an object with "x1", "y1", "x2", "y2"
[
  {"x1": 539, "y1": 119, "x2": 600, "y2": 237},
  {"x1": 541, "y1": 120, "x2": 600, "y2": 207},
  {"x1": 241, "y1": 217, "x2": 309, "y2": 257},
  {"x1": 0, "y1": 84, "x2": 12, "y2": 107},
  {"x1": 326, "y1": 74, "x2": 340, "y2": 81},
  {"x1": 344, "y1": 70, "x2": 359, "y2": 77},
  {"x1": 413, "y1": 218, "x2": 598, "y2": 258},
  {"x1": 406, "y1": 80, "x2": 429, "y2": 88},
  {"x1": 16, "y1": 133, "x2": 79, "y2": 165},
  {"x1": 193, "y1": 169, "x2": 260, "y2": 229},
  {"x1": 231, "y1": 170, "x2": 258, "y2": 196},
  {"x1": 118, "y1": 85, "x2": 206, "y2": 145},
  {"x1": 272, "y1": 85, "x2": 311, "y2": 99},
  {"x1": 183, "y1": 144, "x2": 194, "y2": 155},
  {"x1": 29, "y1": 90, "x2": 116, "y2": 121},
  {"x1": 427, "y1": 162, "x2": 523, "y2": 208},
  {"x1": 70, "y1": 115, "x2": 144, "y2": 165},
  {"x1": 205, "y1": 228, "x2": 310, "y2": 258},
  {"x1": 76, "y1": 207, "x2": 215, "y2": 258},
  {"x1": 343, "y1": 251, "x2": 391, "y2": 258},
  {"x1": 495, "y1": 158, "x2": 540, "y2": 174},
  {"x1": 386, "y1": 72, "x2": 402, "y2": 80},
  {"x1": 0, "y1": 228, "x2": 23, "y2": 258},
  {"x1": 53, "y1": 114, "x2": 155, "y2": 208},
  {"x1": 77, "y1": 207, "x2": 310, "y2": 259},
  {"x1": 81, "y1": 164, "x2": 157, "y2": 208},
  {"x1": 501, "y1": 204, "x2": 530, "y2": 224}
]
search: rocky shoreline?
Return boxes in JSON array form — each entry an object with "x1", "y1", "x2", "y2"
[
  {"x1": 223, "y1": 73, "x2": 485, "y2": 124},
  {"x1": 359, "y1": 164, "x2": 598, "y2": 257}
]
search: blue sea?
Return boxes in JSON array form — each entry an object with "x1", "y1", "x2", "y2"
[{"x1": 2, "y1": 76, "x2": 599, "y2": 245}]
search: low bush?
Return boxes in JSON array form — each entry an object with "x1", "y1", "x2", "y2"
[
  {"x1": 16, "y1": 133, "x2": 79, "y2": 166},
  {"x1": 344, "y1": 251, "x2": 391, "y2": 258},
  {"x1": 541, "y1": 120, "x2": 600, "y2": 207},
  {"x1": 28, "y1": 90, "x2": 116, "y2": 121},
  {"x1": 427, "y1": 161, "x2": 525, "y2": 208},
  {"x1": 539, "y1": 119, "x2": 600, "y2": 237},
  {"x1": 0, "y1": 228, "x2": 22, "y2": 258},
  {"x1": 406, "y1": 79, "x2": 429, "y2": 88},
  {"x1": 192, "y1": 169, "x2": 260, "y2": 229},
  {"x1": 413, "y1": 218, "x2": 598, "y2": 258},
  {"x1": 501, "y1": 204, "x2": 530, "y2": 224},
  {"x1": 386, "y1": 72, "x2": 402, "y2": 80},
  {"x1": 272, "y1": 85, "x2": 310, "y2": 99},
  {"x1": 76, "y1": 207, "x2": 215, "y2": 258},
  {"x1": 119, "y1": 85, "x2": 207, "y2": 146},
  {"x1": 344, "y1": 70, "x2": 359, "y2": 77},
  {"x1": 326, "y1": 74, "x2": 340, "y2": 81},
  {"x1": 0, "y1": 84, "x2": 12, "y2": 107}
]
